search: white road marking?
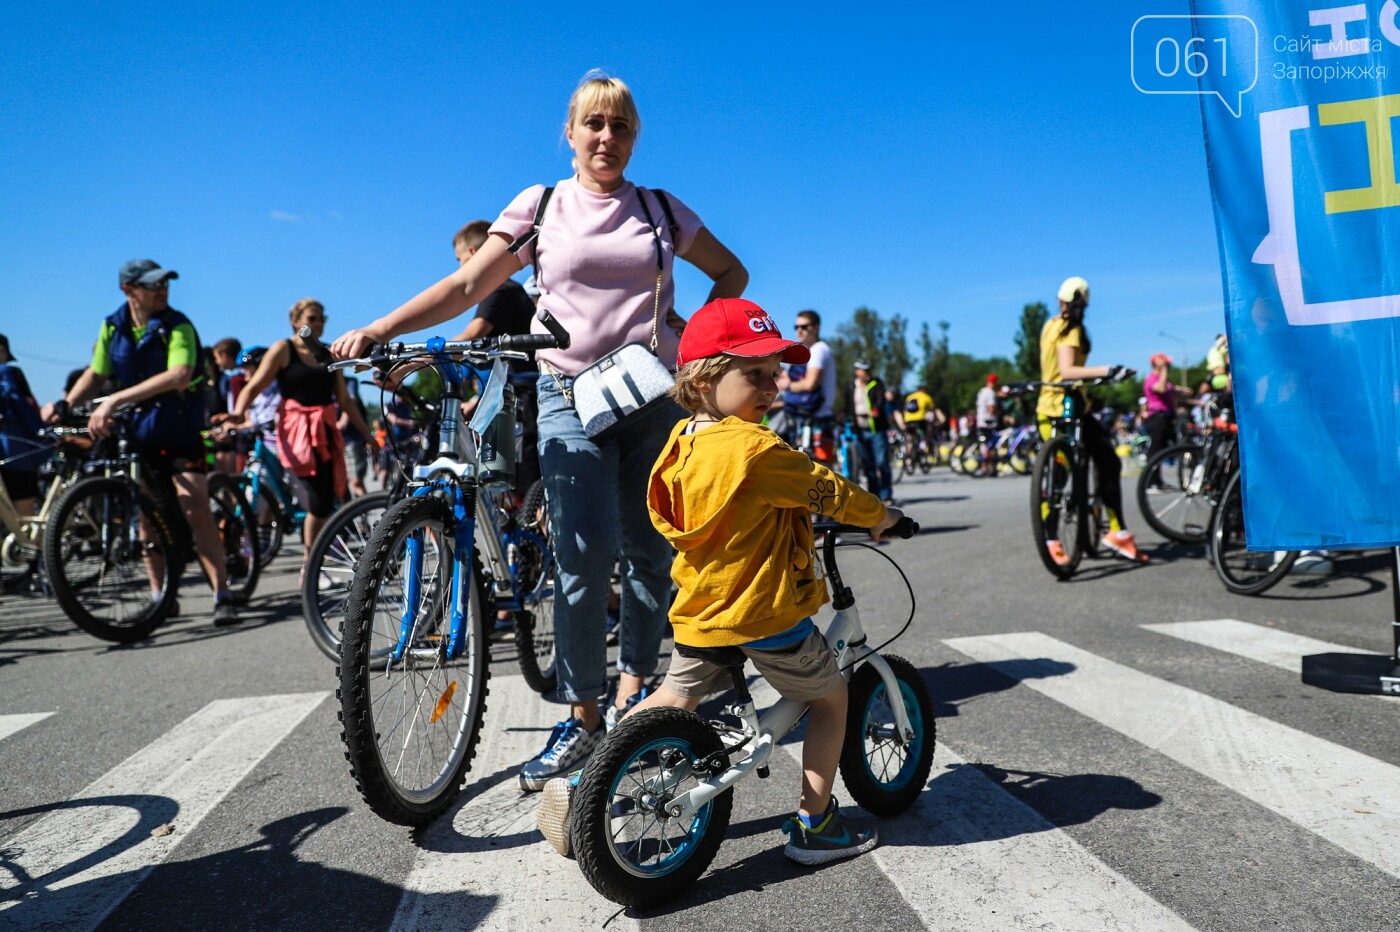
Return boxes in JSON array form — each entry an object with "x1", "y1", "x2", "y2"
[
  {"x1": 391, "y1": 672, "x2": 635, "y2": 932},
  {"x1": 0, "y1": 692, "x2": 327, "y2": 930},
  {"x1": 1142, "y1": 618, "x2": 1373, "y2": 673},
  {"x1": 0, "y1": 711, "x2": 53, "y2": 743},
  {"x1": 750, "y1": 678, "x2": 1194, "y2": 931},
  {"x1": 945, "y1": 632, "x2": 1400, "y2": 879}
]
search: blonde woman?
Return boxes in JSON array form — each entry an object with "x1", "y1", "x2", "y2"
[
  {"x1": 331, "y1": 71, "x2": 748, "y2": 789},
  {"x1": 224, "y1": 299, "x2": 375, "y2": 574}
]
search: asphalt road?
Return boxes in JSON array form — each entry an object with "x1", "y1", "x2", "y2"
[{"x1": 3, "y1": 465, "x2": 1398, "y2": 931}]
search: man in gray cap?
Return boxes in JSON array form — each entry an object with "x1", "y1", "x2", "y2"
[{"x1": 43, "y1": 259, "x2": 240, "y2": 625}]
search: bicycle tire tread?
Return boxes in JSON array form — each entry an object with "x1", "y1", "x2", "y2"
[{"x1": 336, "y1": 495, "x2": 491, "y2": 826}]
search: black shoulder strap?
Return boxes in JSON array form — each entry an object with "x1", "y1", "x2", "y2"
[
  {"x1": 508, "y1": 186, "x2": 554, "y2": 285},
  {"x1": 651, "y1": 189, "x2": 680, "y2": 244}
]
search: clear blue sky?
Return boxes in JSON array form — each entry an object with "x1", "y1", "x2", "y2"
[{"x1": 1, "y1": 0, "x2": 1222, "y2": 403}]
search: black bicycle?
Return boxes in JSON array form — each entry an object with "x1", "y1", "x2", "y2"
[
  {"x1": 43, "y1": 404, "x2": 259, "y2": 642},
  {"x1": 1136, "y1": 402, "x2": 1229, "y2": 545},
  {"x1": 1028, "y1": 375, "x2": 1131, "y2": 579}
]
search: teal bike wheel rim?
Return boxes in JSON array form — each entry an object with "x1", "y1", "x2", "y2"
[
  {"x1": 861, "y1": 679, "x2": 924, "y2": 792},
  {"x1": 606, "y1": 737, "x2": 714, "y2": 878}
]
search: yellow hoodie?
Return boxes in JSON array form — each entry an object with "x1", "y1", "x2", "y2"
[{"x1": 648, "y1": 417, "x2": 887, "y2": 647}]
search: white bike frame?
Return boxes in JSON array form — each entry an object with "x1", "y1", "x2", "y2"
[{"x1": 660, "y1": 600, "x2": 916, "y2": 821}]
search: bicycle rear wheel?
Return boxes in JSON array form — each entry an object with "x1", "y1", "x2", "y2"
[
  {"x1": 338, "y1": 494, "x2": 490, "y2": 825},
  {"x1": 1137, "y1": 443, "x2": 1214, "y2": 544},
  {"x1": 207, "y1": 473, "x2": 260, "y2": 604},
  {"x1": 1210, "y1": 471, "x2": 1299, "y2": 595},
  {"x1": 571, "y1": 708, "x2": 731, "y2": 908},
  {"x1": 1029, "y1": 437, "x2": 1084, "y2": 579},
  {"x1": 302, "y1": 491, "x2": 392, "y2": 662},
  {"x1": 43, "y1": 477, "x2": 177, "y2": 642}
]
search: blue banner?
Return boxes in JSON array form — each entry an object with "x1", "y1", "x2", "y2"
[{"x1": 1178, "y1": 2, "x2": 1400, "y2": 548}]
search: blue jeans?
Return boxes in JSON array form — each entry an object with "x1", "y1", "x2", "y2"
[
  {"x1": 854, "y1": 427, "x2": 892, "y2": 501},
  {"x1": 535, "y1": 374, "x2": 681, "y2": 703}
]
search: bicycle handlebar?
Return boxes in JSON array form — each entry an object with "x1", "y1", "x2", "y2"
[
  {"x1": 815, "y1": 516, "x2": 920, "y2": 539},
  {"x1": 300, "y1": 327, "x2": 334, "y2": 365},
  {"x1": 317, "y1": 308, "x2": 573, "y2": 373}
]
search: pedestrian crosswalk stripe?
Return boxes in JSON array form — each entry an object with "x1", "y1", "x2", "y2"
[
  {"x1": 1142, "y1": 619, "x2": 1374, "y2": 674},
  {"x1": 0, "y1": 691, "x2": 327, "y2": 931},
  {"x1": 0, "y1": 711, "x2": 53, "y2": 743},
  {"x1": 944, "y1": 632, "x2": 1400, "y2": 880},
  {"x1": 390, "y1": 670, "x2": 636, "y2": 932},
  {"x1": 750, "y1": 679, "x2": 1195, "y2": 931}
]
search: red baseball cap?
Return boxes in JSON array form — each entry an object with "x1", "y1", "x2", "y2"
[
  {"x1": 677, "y1": 298, "x2": 810, "y2": 367},
  {"x1": 986, "y1": 373, "x2": 999, "y2": 384},
  {"x1": 1151, "y1": 352, "x2": 1173, "y2": 367}
]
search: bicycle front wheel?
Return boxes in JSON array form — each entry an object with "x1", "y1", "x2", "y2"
[
  {"x1": 338, "y1": 494, "x2": 490, "y2": 826},
  {"x1": 207, "y1": 473, "x2": 260, "y2": 604},
  {"x1": 1137, "y1": 443, "x2": 1214, "y2": 544},
  {"x1": 1210, "y1": 471, "x2": 1299, "y2": 595},
  {"x1": 302, "y1": 491, "x2": 391, "y2": 662},
  {"x1": 572, "y1": 707, "x2": 732, "y2": 908},
  {"x1": 1029, "y1": 437, "x2": 1084, "y2": 579},
  {"x1": 839, "y1": 655, "x2": 935, "y2": 816},
  {"x1": 43, "y1": 477, "x2": 177, "y2": 642}
]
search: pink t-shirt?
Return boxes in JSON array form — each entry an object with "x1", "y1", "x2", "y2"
[
  {"x1": 1144, "y1": 371, "x2": 1174, "y2": 416},
  {"x1": 490, "y1": 177, "x2": 703, "y2": 375}
]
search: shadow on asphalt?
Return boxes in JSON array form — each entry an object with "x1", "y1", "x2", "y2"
[
  {"x1": 923, "y1": 658, "x2": 1076, "y2": 718},
  {"x1": 2, "y1": 804, "x2": 431, "y2": 929},
  {"x1": 0, "y1": 573, "x2": 304, "y2": 664},
  {"x1": 957, "y1": 763, "x2": 1162, "y2": 830}
]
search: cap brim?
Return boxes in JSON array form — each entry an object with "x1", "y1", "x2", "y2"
[
  {"x1": 136, "y1": 268, "x2": 178, "y2": 285},
  {"x1": 724, "y1": 336, "x2": 810, "y2": 365}
]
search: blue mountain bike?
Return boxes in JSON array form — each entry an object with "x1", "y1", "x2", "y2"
[{"x1": 330, "y1": 313, "x2": 569, "y2": 826}]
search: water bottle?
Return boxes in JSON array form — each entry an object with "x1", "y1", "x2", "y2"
[{"x1": 478, "y1": 383, "x2": 517, "y2": 487}]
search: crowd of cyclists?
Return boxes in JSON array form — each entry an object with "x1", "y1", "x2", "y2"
[{"x1": 0, "y1": 70, "x2": 1334, "y2": 889}]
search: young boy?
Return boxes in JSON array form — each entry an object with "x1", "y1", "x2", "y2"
[{"x1": 538, "y1": 297, "x2": 902, "y2": 865}]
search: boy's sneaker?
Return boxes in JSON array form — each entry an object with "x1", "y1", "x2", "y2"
[
  {"x1": 1102, "y1": 530, "x2": 1149, "y2": 563},
  {"x1": 603, "y1": 688, "x2": 647, "y2": 732},
  {"x1": 1045, "y1": 540, "x2": 1069, "y2": 566},
  {"x1": 537, "y1": 769, "x2": 583, "y2": 857},
  {"x1": 212, "y1": 594, "x2": 240, "y2": 627},
  {"x1": 519, "y1": 718, "x2": 603, "y2": 792},
  {"x1": 781, "y1": 796, "x2": 878, "y2": 866}
]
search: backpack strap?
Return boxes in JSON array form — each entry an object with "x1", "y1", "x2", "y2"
[
  {"x1": 650, "y1": 189, "x2": 681, "y2": 246},
  {"x1": 508, "y1": 186, "x2": 554, "y2": 287}
]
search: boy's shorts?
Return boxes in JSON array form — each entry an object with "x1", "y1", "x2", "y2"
[{"x1": 663, "y1": 629, "x2": 843, "y2": 703}]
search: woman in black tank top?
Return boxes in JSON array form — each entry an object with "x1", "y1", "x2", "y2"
[
  {"x1": 220, "y1": 299, "x2": 377, "y2": 575},
  {"x1": 276, "y1": 338, "x2": 336, "y2": 405}
]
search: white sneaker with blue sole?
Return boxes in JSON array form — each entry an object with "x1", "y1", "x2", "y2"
[{"x1": 519, "y1": 718, "x2": 603, "y2": 792}]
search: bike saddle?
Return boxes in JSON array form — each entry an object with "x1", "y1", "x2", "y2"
[{"x1": 674, "y1": 643, "x2": 748, "y2": 669}]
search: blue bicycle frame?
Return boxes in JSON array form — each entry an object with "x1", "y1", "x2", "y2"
[
  {"x1": 243, "y1": 432, "x2": 305, "y2": 531},
  {"x1": 389, "y1": 342, "x2": 537, "y2": 663}
]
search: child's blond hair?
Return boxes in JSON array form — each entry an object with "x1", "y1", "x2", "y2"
[{"x1": 670, "y1": 354, "x2": 735, "y2": 412}]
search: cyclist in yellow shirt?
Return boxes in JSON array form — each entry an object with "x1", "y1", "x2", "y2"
[{"x1": 1037, "y1": 277, "x2": 1146, "y2": 564}]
